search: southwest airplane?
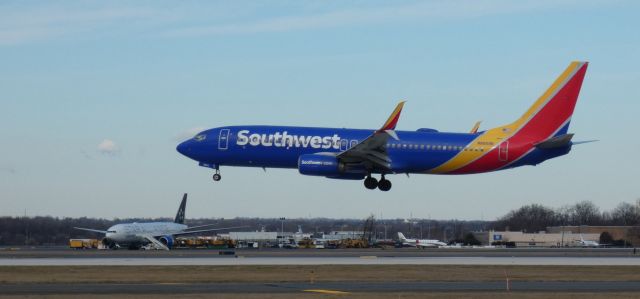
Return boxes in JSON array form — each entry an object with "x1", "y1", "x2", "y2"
[
  {"x1": 177, "y1": 62, "x2": 590, "y2": 191},
  {"x1": 74, "y1": 194, "x2": 243, "y2": 250}
]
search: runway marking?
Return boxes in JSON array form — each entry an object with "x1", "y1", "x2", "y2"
[{"x1": 303, "y1": 289, "x2": 350, "y2": 295}]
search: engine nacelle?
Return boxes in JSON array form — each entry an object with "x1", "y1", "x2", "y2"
[
  {"x1": 298, "y1": 154, "x2": 344, "y2": 176},
  {"x1": 159, "y1": 235, "x2": 174, "y2": 249}
]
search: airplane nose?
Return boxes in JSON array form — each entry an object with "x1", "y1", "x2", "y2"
[{"x1": 176, "y1": 140, "x2": 191, "y2": 157}]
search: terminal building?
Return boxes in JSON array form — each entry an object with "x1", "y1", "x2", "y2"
[
  {"x1": 321, "y1": 231, "x2": 365, "y2": 241},
  {"x1": 473, "y1": 230, "x2": 599, "y2": 247},
  {"x1": 546, "y1": 226, "x2": 640, "y2": 247}
]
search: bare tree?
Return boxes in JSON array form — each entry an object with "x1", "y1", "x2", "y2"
[{"x1": 610, "y1": 202, "x2": 640, "y2": 225}]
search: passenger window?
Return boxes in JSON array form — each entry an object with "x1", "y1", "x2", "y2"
[{"x1": 420, "y1": 144, "x2": 425, "y2": 150}]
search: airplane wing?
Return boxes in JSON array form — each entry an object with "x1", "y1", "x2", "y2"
[
  {"x1": 141, "y1": 234, "x2": 170, "y2": 251},
  {"x1": 171, "y1": 226, "x2": 248, "y2": 237},
  {"x1": 185, "y1": 223, "x2": 222, "y2": 230},
  {"x1": 73, "y1": 227, "x2": 108, "y2": 234},
  {"x1": 336, "y1": 101, "x2": 406, "y2": 172}
]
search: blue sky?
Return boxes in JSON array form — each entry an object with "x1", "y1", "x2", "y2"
[{"x1": 1, "y1": 0, "x2": 638, "y2": 220}]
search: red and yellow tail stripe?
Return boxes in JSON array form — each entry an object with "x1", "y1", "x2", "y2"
[
  {"x1": 379, "y1": 101, "x2": 406, "y2": 131},
  {"x1": 429, "y1": 61, "x2": 588, "y2": 174}
]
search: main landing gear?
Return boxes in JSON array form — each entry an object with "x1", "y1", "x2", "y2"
[{"x1": 364, "y1": 174, "x2": 392, "y2": 191}]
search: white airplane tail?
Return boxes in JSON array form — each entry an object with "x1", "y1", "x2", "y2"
[{"x1": 398, "y1": 232, "x2": 407, "y2": 241}]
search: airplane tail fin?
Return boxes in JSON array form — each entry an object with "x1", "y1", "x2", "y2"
[
  {"x1": 174, "y1": 193, "x2": 187, "y2": 224},
  {"x1": 506, "y1": 61, "x2": 588, "y2": 141},
  {"x1": 398, "y1": 232, "x2": 407, "y2": 241}
]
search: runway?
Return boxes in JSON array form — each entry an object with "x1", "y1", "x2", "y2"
[
  {"x1": 1, "y1": 247, "x2": 639, "y2": 266},
  {"x1": 3, "y1": 281, "x2": 640, "y2": 295},
  {"x1": 3, "y1": 256, "x2": 640, "y2": 266},
  {"x1": 2, "y1": 247, "x2": 638, "y2": 258}
]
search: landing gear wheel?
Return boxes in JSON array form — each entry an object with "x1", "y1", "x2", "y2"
[
  {"x1": 364, "y1": 176, "x2": 378, "y2": 190},
  {"x1": 213, "y1": 173, "x2": 222, "y2": 181},
  {"x1": 378, "y1": 177, "x2": 392, "y2": 191}
]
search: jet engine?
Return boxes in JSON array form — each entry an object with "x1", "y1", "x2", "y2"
[
  {"x1": 159, "y1": 236, "x2": 174, "y2": 249},
  {"x1": 298, "y1": 154, "x2": 345, "y2": 176}
]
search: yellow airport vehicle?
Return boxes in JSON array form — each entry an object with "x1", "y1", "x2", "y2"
[{"x1": 69, "y1": 239, "x2": 99, "y2": 249}]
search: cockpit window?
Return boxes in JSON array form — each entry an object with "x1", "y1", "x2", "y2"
[{"x1": 194, "y1": 134, "x2": 206, "y2": 142}]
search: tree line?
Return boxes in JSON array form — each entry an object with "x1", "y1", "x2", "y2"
[
  {"x1": 492, "y1": 200, "x2": 640, "y2": 232},
  {"x1": 0, "y1": 215, "x2": 485, "y2": 246},
  {"x1": 1, "y1": 200, "x2": 638, "y2": 246}
]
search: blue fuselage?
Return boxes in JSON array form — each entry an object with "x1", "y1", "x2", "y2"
[{"x1": 176, "y1": 125, "x2": 567, "y2": 176}]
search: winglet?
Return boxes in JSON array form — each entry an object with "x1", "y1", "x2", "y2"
[
  {"x1": 470, "y1": 121, "x2": 482, "y2": 134},
  {"x1": 379, "y1": 101, "x2": 406, "y2": 132}
]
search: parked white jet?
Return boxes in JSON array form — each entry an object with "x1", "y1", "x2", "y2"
[
  {"x1": 74, "y1": 194, "x2": 242, "y2": 250},
  {"x1": 576, "y1": 234, "x2": 600, "y2": 247},
  {"x1": 398, "y1": 232, "x2": 447, "y2": 248}
]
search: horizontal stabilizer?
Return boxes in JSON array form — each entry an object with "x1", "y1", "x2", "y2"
[
  {"x1": 572, "y1": 140, "x2": 599, "y2": 145},
  {"x1": 535, "y1": 134, "x2": 574, "y2": 149}
]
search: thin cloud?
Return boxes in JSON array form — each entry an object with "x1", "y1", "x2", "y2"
[
  {"x1": 0, "y1": 4, "x2": 159, "y2": 45},
  {"x1": 0, "y1": 1, "x2": 611, "y2": 45},
  {"x1": 97, "y1": 139, "x2": 120, "y2": 156},
  {"x1": 80, "y1": 150, "x2": 94, "y2": 160},
  {"x1": 0, "y1": 165, "x2": 17, "y2": 175},
  {"x1": 163, "y1": 0, "x2": 592, "y2": 38}
]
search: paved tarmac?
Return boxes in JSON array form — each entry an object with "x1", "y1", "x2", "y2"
[
  {"x1": 1, "y1": 247, "x2": 639, "y2": 266},
  {"x1": 1, "y1": 247, "x2": 638, "y2": 258},
  {"x1": 2, "y1": 256, "x2": 640, "y2": 266},
  {"x1": 2, "y1": 281, "x2": 640, "y2": 295}
]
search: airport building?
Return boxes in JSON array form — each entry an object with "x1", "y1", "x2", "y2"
[
  {"x1": 321, "y1": 231, "x2": 365, "y2": 240},
  {"x1": 221, "y1": 232, "x2": 278, "y2": 248},
  {"x1": 546, "y1": 226, "x2": 640, "y2": 246},
  {"x1": 473, "y1": 230, "x2": 600, "y2": 247}
]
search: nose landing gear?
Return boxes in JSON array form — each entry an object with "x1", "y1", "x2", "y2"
[
  {"x1": 212, "y1": 167, "x2": 221, "y2": 182},
  {"x1": 363, "y1": 174, "x2": 392, "y2": 191}
]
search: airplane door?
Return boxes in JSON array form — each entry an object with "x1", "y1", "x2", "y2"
[
  {"x1": 218, "y1": 129, "x2": 230, "y2": 150},
  {"x1": 498, "y1": 141, "x2": 509, "y2": 162}
]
